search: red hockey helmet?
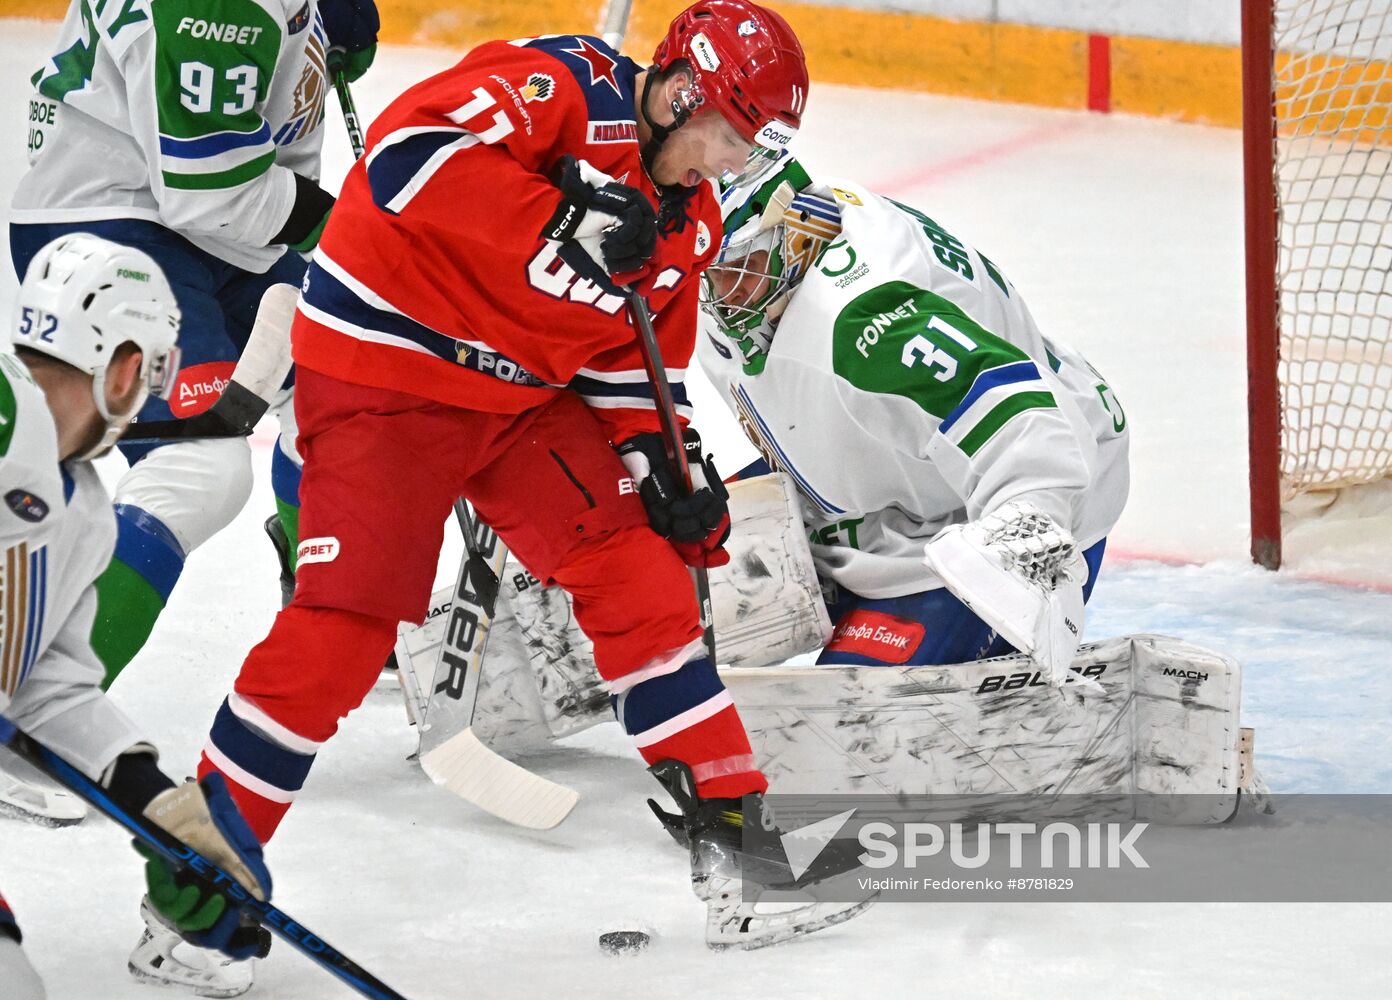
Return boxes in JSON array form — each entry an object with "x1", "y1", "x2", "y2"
[{"x1": 654, "y1": 0, "x2": 809, "y2": 153}]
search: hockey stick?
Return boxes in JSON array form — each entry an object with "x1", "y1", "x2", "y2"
[
  {"x1": 0, "y1": 715, "x2": 407, "y2": 1000},
  {"x1": 121, "y1": 283, "x2": 297, "y2": 442},
  {"x1": 598, "y1": 0, "x2": 636, "y2": 49},
  {"x1": 332, "y1": 66, "x2": 367, "y2": 160},
  {"x1": 625, "y1": 292, "x2": 719, "y2": 666},
  {"x1": 416, "y1": 502, "x2": 580, "y2": 829}
]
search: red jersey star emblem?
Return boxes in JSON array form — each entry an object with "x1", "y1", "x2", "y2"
[{"x1": 562, "y1": 37, "x2": 623, "y2": 97}]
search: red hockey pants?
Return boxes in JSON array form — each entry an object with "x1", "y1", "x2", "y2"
[{"x1": 200, "y1": 368, "x2": 765, "y2": 840}]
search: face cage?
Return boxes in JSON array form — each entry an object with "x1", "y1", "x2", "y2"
[
  {"x1": 723, "y1": 145, "x2": 785, "y2": 188},
  {"x1": 700, "y1": 225, "x2": 793, "y2": 337}
]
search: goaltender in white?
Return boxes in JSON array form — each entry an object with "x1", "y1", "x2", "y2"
[{"x1": 394, "y1": 156, "x2": 1258, "y2": 818}]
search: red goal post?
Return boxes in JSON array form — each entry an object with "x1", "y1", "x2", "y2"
[{"x1": 1242, "y1": 0, "x2": 1392, "y2": 570}]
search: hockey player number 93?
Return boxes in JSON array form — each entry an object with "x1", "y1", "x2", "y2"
[
  {"x1": 179, "y1": 62, "x2": 259, "y2": 116},
  {"x1": 901, "y1": 315, "x2": 978, "y2": 382}
]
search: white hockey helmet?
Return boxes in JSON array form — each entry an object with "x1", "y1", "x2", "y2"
[
  {"x1": 12, "y1": 235, "x2": 181, "y2": 438},
  {"x1": 701, "y1": 151, "x2": 840, "y2": 375}
]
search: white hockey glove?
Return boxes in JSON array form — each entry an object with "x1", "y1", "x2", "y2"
[{"x1": 923, "y1": 500, "x2": 1092, "y2": 690}]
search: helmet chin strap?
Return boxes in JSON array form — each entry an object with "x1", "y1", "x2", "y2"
[
  {"x1": 76, "y1": 370, "x2": 148, "y2": 461},
  {"x1": 639, "y1": 69, "x2": 705, "y2": 236}
]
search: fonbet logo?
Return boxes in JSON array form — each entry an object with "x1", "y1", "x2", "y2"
[{"x1": 296, "y1": 537, "x2": 340, "y2": 566}]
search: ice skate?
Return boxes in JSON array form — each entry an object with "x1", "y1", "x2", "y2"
[
  {"x1": 0, "y1": 756, "x2": 85, "y2": 827},
  {"x1": 650, "y1": 760, "x2": 876, "y2": 951},
  {"x1": 127, "y1": 898, "x2": 255, "y2": 998}
]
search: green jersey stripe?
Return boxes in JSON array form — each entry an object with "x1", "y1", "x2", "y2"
[
  {"x1": 162, "y1": 150, "x2": 275, "y2": 190},
  {"x1": 957, "y1": 390, "x2": 1057, "y2": 457}
]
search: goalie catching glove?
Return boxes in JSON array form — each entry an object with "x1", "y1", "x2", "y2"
[
  {"x1": 923, "y1": 500, "x2": 1090, "y2": 689},
  {"x1": 618, "y1": 429, "x2": 731, "y2": 568},
  {"x1": 136, "y1": 773, "x2": 272, "y2": 961},
  {"x1": 544, "y1": 156, "x2": 657, "y2": 289}
]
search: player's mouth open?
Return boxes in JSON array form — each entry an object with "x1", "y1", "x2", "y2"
[{"x1": 686, "y1": 169, "x2": 701, "y2": 187}]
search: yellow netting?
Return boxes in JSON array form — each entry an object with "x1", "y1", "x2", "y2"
[{"x1": 1274, "y1": 0, "x2": 1392, "y2": 497}]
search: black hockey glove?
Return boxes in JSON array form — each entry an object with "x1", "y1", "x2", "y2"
[
  {"x1": 617, "y1": 428, "x2": 731, "y2": 568},
  {"x1": 544, "y1": 155, "x2": 657, "y2": 288},
  {"x1": 320, "y1": 0, "x2": 380, "y2": 82}
]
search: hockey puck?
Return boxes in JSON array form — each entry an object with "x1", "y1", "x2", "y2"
[{"x1": 598, "y1": 930, "x2": 650, "y2": 955}]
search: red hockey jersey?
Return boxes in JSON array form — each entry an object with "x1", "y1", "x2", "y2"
[{"x1": 294, "y1": 34, "x2": 723, "y2": 442}]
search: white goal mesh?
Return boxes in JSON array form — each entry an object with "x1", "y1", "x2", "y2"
[{"x1": 1273, "y1": 0, "x2": 1392, "y2": 498}]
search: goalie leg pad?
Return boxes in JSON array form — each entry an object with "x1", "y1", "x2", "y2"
[{"x1": 722, "y1": 634, "x2": 1246, "y2": 821}]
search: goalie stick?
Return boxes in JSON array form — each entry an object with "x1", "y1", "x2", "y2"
[
  {"x1": 416, "y1": 502, "x2": 580, "y2": 829},
  {"x1": 0, "y1": 715, "x2": 407, "y2": 1000},
  {"x1": 121, "y1": 283, "x2": 297, "y2": 441}
]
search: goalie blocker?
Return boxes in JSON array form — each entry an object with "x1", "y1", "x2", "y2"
[{"x1": 393, "y1": 476, "x2": 1259, "y2": 818}]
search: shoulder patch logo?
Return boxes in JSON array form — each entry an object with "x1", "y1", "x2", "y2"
[
  {"x1": 6, "y1": 490, "x2": 48, "y2": 523},
  {"x1": 296, "y1": 536, "x2": 340, "y2": 566},
  {"x1": 695, "y1": 220, "x2": 711, "y2": 256},
  {"x1": 521, "y1": 73, "x2": 554, "y2": 102},
  {"x1": 561, "y1": 38, "x2": 623, "y2": 97}
]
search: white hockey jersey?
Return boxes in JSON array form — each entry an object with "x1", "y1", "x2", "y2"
[
  {"x1": 0, "y1": 353, "x2": 146, "y2": 780},
  {"x1": 13, "y1": 0, "x2": 329, "y2": 272},
  {"x1": 699, "y1": 180, "x2": 1130, "y2": 599}
]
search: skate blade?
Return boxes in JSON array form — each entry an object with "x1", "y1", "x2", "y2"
[
  {"x1": 0, "y1": 797, "x2": 85, "y2": 828},
  {"x1": 706, "y1": 893, "x2": 878, "y2": 951},
  {"x1": 127, "y1": 962, "x2": 252, "y2": 999}
]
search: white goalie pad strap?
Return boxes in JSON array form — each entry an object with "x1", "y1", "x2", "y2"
[
  {"x1": 395, "y1": 473, "x2": 831, "y2": 753},
  {"x1": 923, "y1": 501, "x2": 1087, "y2": 687},
  {"x1": 720, "y1": 634, "x2": 1246, "y2": 823}
]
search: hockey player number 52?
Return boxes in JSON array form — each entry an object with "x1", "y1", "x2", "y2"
[
  {"x1": 901, "y1": 315, "x2": 978, "y2": 382},
  {"x1": 179, "y1": 62, "x2": 259, "y2": 116}
]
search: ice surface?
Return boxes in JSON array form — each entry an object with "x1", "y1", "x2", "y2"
[{"x1": 1, "y1": 21, "x2": 1390, "y2": 999}]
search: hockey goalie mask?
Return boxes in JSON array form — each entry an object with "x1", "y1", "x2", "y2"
[{"x1": 701, "y1": 153, "x2": 841, "y2": 375}]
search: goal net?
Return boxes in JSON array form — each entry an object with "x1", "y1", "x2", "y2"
[{"x1": 1244, "y1": 0, "x2": 1392, "y2": 567}]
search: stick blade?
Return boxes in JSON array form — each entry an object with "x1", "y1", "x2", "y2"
[{"x1": 419, "y1": 728, "x2": 579, "y2": 830}]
